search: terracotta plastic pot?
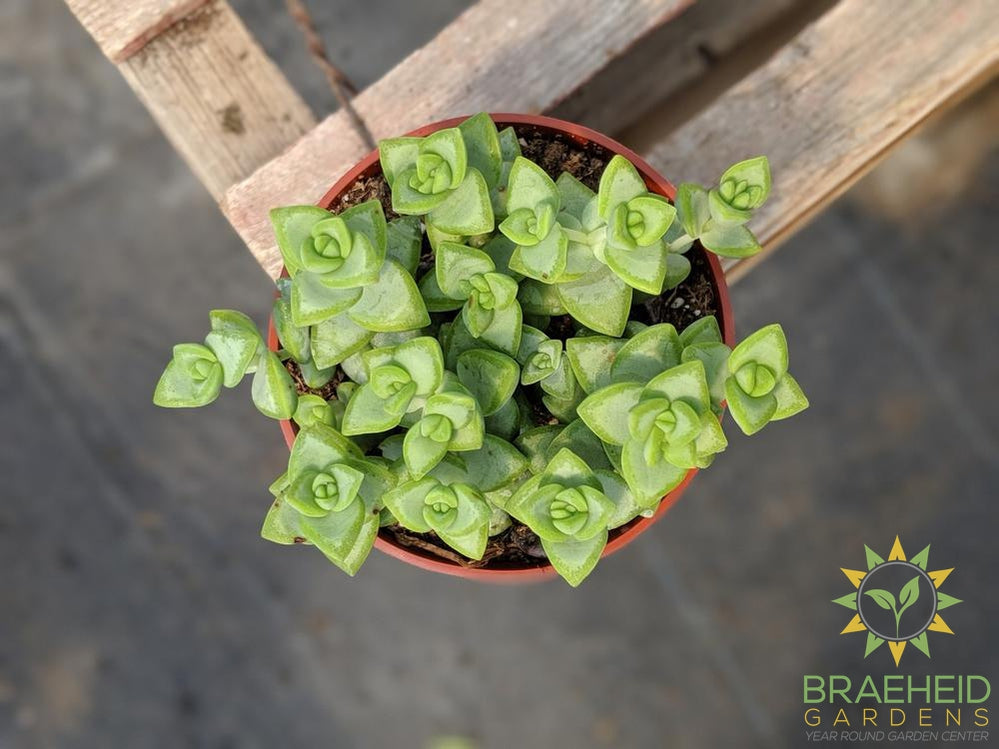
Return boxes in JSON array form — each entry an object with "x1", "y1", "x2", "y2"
[{"x1": 267, "y1": 113, "x2": 735, "y2": 582}]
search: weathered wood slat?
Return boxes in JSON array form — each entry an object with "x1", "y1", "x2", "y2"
[
  {"x1": 551, "y1": 0, "x2": 810, "y2": 135},
  {"x1": 638, "y1": 0, "x2": 999, "y2": 282},
  {"x1": 65, "y1": 0, "x2": 210, "y2": 62},
  {"x1": 221, "y1": 0, "x2": 695, "y2": 279},
  {"x1": 117, "y1": 2, "x2": 316, "y2": 200}
]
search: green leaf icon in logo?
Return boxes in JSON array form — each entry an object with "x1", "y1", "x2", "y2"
[
  {"x1": 865, "y1": 576, "x2": 920, "y2": 638},
  {"x1": 836, "y1": 538, "x2": 961, "y2": 666},
  {"x1": 864, "y1": 588, "x2": 896, "y2": 612}
]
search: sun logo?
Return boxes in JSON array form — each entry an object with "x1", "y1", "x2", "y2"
[{"x1": 833, "y1": 536, "x2": 962, "y2": 667}]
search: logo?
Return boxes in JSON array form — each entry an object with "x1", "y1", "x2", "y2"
[{"x1": 834, "y1": 536, "x2": 962, "y2": 666}]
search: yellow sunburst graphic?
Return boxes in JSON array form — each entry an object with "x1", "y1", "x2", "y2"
[{"x1": 833, "y1": 536, "x2": 962, "y2": 667}]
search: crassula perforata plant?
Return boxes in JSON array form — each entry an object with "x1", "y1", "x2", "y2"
[{"x1": 153, "y1": 113, "x2": 808, "y2": 586}]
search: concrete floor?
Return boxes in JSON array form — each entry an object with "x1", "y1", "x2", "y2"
[{"x1": 2, "y1": 2, "x2": 997, "y2": 748}]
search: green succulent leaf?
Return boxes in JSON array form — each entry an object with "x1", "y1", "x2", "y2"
[
  {"x1": 674, "y1": 183, "x2": 710, "y2": 239},
  {"x1": 421, "y1": 128, "x2": 468, "y2": 189},
  {"x1": 153, "y1": 342, "x2": 223, "y2": 408},
  {"x1": 298, "y1": 497, "x2": 366, "y2": 565},
  {"x1": 577, "y1": 382, "x2": 644, "y2": 446},
  {"x1": 481, "y1": 233, "x2": 518, "y2": 277},
  {"x1": 483, "y1": 395, "x2": 521, "y2": 440},
  {"x1": 364, "y1": 336, "x2": 444, "y2": 398},
  {"x1": 708, "y1": 187, "x2": 752, "y2": 225},
  {"x1": 418, "y1": 270, "x2": 465, "y2": 312},
  {"x1": 290, "y1": 271, "x2": 363, "y2": 326},
  {"x1": 565, "y1": 336, "x2": 625, "y2": 394},
  {"x1": 610, "y1": 323, "x2": 681, "y2": 385},
  {"x1": 556, "y1": 264, "x2": 632, "y2": 337},
  {"x1": 341, "y1": 381, "x2": 408, "y2": 435},
  {"x1": 456, "y1": 349, "x2": 520, "y2": 416},
  {"x1": 505, "y1": 156, "x2": 561, "y2": 215},
  {"x1": 423, "y1": 391, "x2": 485, "y2": 451},
  {"x1": 518, "y1": 279, "x2": 566, "y2": 315},
  {"x1": 347, "y1": 259, "x2": 430, "y2": 332},
  {"x1": 728, "y1": 324, "x2": 789, "y2": 381},
  {"x1": 595, "y1": 469, "x2": 647, "y2": 528},
  {"x1": 542, "y1": 448, "x2": 601, "y2": 490},
  {"x1": 681, "y1": 342, "x2": 731, "y2": 410},
  {"x1": 459, "y1": 434, "x2": 530, "y2": 492},
  {"x1": 204, "y1": 309, "x2": 262, "y2": 387},
  {"x1": 719, "y1": 156, "x2": 771, "y2": 210},
  {"x1": 438, "y1": 522, "x2": 489, "y2": 561},
  {"x1": 597, "y1": 154, "x2": 647, "y2": 222},
  {"x1": 435, "y1": 242, "x2": 496, "y2": 298},
  {"x1": 604, "y1": 206, "x2": 670, "y2": 294},
  {"x1": 432, "y1": 483, "x2": 490, "y2": 536},
  {"x1": 490, "y1": 126, "x2": 522, "y2": 217},
  {"x1": 538, "y1": 356, "x2": 580, "y2": 402},
  {"x1": 458, "y1": 112, "x2": 503, "y2": 188},
  {"x1": 260, "y1": 496, "x2": 303, "y2": 544},
  {"x1": 700, "y1": 223, "x2": 762, "y2": 258},
  {"x1": 310, "y1": 312, "x2": 374, "y2": 369},
  {"x1": 378, "y1": 137, "x2": 421, "y2": 187},
  {"x1": 298, "y1": 358, "x2": 337, "y2": 389},
  {"x1": 556, "y1": 171, "x2": 596, "y2": 221},
  {"x1": 297, "y1": 213, "x2": 384, "y2": 288},
  {"x1": 545, "y1": 419, "x2": 613, "y2": 471},
  {"x1": 515, "y1": 425, "x2": 564, "y2": 474},
  {"x1": 620, "y1": 438, "x2": 688, "y2": 505},
  {"x1": 678, "y1": 316, "x2": 723, "y2": 348},
  {"x1": 331, "y1": 508, "x2": 380, "y2": 575},
  {"x1": 663, "y1": 252, "x2": 691, "y2": 289},
  {"x1": 772, "y1": 372, "x2": 809, "y2": 420},
  {"x1": 541, "y1": 391, "x2": 582, "y2": 424},
  {"x1": 383, "y1": 477, "x2": 436, "y2": 532},
  {"x1": 518, "y1": 327, "x2": 562, "y2": 386},
  {"x1": 392, "y1": 169, "x2": 452, "y2": 214},
  {"x1": 428, "y1": 168, "x2": 495, "y2": 236},
  {"x1": 464, "y1": 295, "x2": 523, "y2": 356},
  {"x1": 293, "y1": 393, "x2": 335, "y2": 429},
  {"x1": 724, "y1": 377, "x2": 777, "y2": 436},
  {"x1": 385, "y1": 216, "x2": 423, "y2": 275},
  {"x1": 402, "y1": 420, "x2": 451, "y2": 479},
  {"x1": 287, "y1": 424, "x2": 362, "y2": 478},
  {"x1": 251, "y1": 349, "x2": 298, "y2": 420},
  {"x1": 341, "y1": 199, "x2": 388, "y2": 258},
  {"x1": 508, "y1": 222, "x2": 568, "y2": 282},
  {"x1": 542, "y1": 531, "x2": 607, "y2": 587},
  {"x1": 440, "y1": 317, "x2": 481, "y2": 371},
  {"x1": 269, "y1": 205, "x2": 331, "y2": 276},
  {"x1": 273, "y1": 278, "x2": 310, "y2": 363},
  {"x1": 562, "y1": 235, "x2": 603, "y2": 281},
  {"x1": 625, "y1": 195, "x2": 676, "y2": 246},
  {"x1": 644, "y1": 360, "x2": 711, "y2": 406}
]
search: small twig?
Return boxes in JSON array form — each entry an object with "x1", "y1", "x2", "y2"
[{"x1": 284, "y1": 0, "x2": 376, "y2": 150}]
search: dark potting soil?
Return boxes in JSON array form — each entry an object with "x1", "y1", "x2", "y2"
[
  {"x1": 300, "y1": 123, "x2": 719, "y2": 570},
  {"x1": 285, "y1": 360, "x2": 344, "y2": 400}
]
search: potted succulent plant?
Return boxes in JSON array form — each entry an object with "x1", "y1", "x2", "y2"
[{"x1": 153, "y1": 113, "x2": 808, "y2": 586}]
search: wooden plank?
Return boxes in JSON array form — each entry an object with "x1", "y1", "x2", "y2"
[
  {"x1": 65, "y1": 0, "x2": 210, "y2": 63},
  {"x1": 117, "y1": 1, "x2": 316, "y2": 201},
  {"x1": 551, "y1": 0, "x2": 814, "y2": 135},
  {"x1": 221, "y1": 0, "x2": 695, "y2": 279},
  {"x1": 635, "y1": 0, "x2": 999, "y2": 282}
]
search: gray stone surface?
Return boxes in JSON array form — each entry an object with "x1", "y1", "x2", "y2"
[{"x1": 1, "y1": 2, "x2": 997, "y2": 748}]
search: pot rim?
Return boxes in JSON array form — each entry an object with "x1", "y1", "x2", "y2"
[{"x1": 267, "y1": 112, "x2": 735, "y2": 582}]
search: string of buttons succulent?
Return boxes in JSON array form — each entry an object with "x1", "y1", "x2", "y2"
[{"x1": 154, "y1": 113, "x2": 808, "y2": 586}]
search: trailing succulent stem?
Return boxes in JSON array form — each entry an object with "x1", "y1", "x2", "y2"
[{"x1": 153, "y1": 113, "x2": 807, "y2": 585}]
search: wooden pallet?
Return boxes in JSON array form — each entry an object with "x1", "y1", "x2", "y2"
[{"x1": 66, "y1": 0, "x2": 999, "y2": 282}]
